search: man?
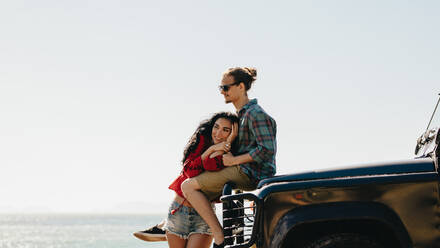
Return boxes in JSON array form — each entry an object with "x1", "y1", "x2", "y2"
[{"x1": 181, "y1": 67, "x2": 277, "y2": 248}]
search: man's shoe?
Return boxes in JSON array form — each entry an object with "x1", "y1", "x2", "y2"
[{"x1": 133, "y1": 224, "x2": 167, "y2": 242}]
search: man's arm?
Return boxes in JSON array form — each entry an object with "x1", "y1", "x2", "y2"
[
  {"x1": 247, "y1": 112, "x2": 276, "y2": 164},
  {"x1": 222, "y1": 152, "x2": 253, "y2": 166}
]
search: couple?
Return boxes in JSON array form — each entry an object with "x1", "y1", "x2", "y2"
[{"x1": 136, "y1": 67, "x2": 276, "y2": 248}]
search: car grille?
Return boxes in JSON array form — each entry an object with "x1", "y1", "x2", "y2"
[{"x1": 221, "y1": 188, "x2": 261, "y2": 248}]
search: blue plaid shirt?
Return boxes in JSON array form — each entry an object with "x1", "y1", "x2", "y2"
[{"x1": 237, "y1": 99, "x2": 277, "y2": 183}]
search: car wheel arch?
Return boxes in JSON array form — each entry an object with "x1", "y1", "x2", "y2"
[{"x1": 268, "y1": 201, "x2": 411, "y2": 248}]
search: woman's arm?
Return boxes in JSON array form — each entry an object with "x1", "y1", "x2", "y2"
[
  {"x1": 200, "y1": 141, "x2": 229, "y2": 160},
  {"x1": 182, "y1": 154, "x2": 204, "y2": 178},
  {"x1": 182, "y1": 136, "x2": 206, "y2": 178},
  {"x1": 202, "y1": 154, "x2": 224, "y2": 171},
  {"x1": 201, "y1": 122, "x2": 238, "y2": 160},
  {"x1": 200, "y1": 122, "x2": 240, "y2": 170}
]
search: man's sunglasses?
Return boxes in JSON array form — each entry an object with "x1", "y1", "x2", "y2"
[{"x1": 218, "y1": 82, "x2": 240, "y2": 92}]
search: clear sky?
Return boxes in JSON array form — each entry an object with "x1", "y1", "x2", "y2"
[{"x1": 1, "y1": 0, "x2": 439, "y2": 213}]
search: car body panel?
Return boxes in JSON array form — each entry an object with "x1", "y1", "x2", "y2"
[
  {"x1": 261, "y1": 172, "x2": 440, "y2": 247},
  {"x1": 258, "y1": 158, "x2": 435, "y2": 189},
  {"x1": 221, "y1": 121, "x2": 440, "y2": 248}
]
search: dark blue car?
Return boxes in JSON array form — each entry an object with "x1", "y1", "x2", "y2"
[{"x1": 221, "y1": 95, "x2": 440, "y2": 248}]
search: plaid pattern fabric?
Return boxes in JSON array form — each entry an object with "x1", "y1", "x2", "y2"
[{"x1": 237, "y1": 99, "x2": 277, "y2": 182}]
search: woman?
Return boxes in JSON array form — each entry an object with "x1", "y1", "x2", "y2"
[{"x1": 164, "y1": 112, "x2": 238, "y2": 248}]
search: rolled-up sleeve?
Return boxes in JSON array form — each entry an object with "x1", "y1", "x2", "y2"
[
  {"x1": 202, "y1": 155, "x2": 224, "y2": 171},
  {"x1": 248, "y1": 112, "x2": 277, "y2": 164},
  {"x1": 183, "y1": 155, "x2": 204, "y2": 178},
  {"x1": 182, "y1": 135, "x2": 206, "y2": 178}
]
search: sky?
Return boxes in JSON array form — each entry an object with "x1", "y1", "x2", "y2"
[{"x1": 0, "y1": 0, "x2": 439, "y2": 214}]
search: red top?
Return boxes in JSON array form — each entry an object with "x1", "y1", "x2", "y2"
[{"x1": 169, "y1": 135, "x2": 225, "y2": 198}]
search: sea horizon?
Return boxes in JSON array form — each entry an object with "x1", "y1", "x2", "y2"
[{"x1": 0, "y1": 213, "x2": 168, "y2": 248}]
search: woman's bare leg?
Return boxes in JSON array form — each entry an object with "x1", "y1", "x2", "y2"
[
  {"x1": 186, "y1": 233, "x2": 213, "y2": 248},
  {"x1": 166, "y1": 232, "x2": 187, "y2": 248},
  {"x1": 181, "y1": 178, "x2": 224, "y2": 245}
]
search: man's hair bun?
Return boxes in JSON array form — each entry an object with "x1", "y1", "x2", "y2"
[
  {"x1": 224, "y1": 67, "x2": 258, "y2": 91},
  {"x1": 244, "y1": 67, "x2": 257, "y2": 80}
]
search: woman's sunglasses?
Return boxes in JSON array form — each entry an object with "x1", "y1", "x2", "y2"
[{"x1": 218, "y1": 82, "x2": 240, "y2": 92}]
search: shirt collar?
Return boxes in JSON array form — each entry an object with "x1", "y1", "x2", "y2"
[{"x1": 238, "y1": 98, "x2": 258, "y2": 115}]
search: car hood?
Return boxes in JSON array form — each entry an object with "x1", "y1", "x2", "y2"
[{"x1": 257, "y1": 158, "x2": 435, "y2": 189}]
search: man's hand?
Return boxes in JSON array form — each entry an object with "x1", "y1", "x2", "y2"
[{"x1": 222, "y1": 152, "x2": 236, "y2": 166}]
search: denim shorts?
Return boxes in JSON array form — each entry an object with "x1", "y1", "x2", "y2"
[{"x1": 163, "y1": 200, "x2": 214, "y2": 239}]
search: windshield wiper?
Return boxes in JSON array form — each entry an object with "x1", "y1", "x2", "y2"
[{"x1": 425, "y1": 93, "x2": 440, "y2": 132}]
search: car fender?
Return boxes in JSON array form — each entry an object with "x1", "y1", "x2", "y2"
[{"x1": 269, "y1": 201, "x2": 411, "y2": 248}]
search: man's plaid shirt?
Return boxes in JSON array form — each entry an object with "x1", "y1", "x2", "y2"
[{"x1": 237, "y1": 99, "x2": 277, "y2": 183}]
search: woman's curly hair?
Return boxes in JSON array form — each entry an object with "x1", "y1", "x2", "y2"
[{"x1": 182, "y1": 112, "x2": 239, "y2": 164}]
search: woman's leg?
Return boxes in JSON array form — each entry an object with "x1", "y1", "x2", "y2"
[
  {"x1": 186, "y1": 233, "x2": 213, "y2": 248},
  {"x1": 166, "y1": 232, "x2": 187, "y2": 248},
  {"x1": 181, "y1": 178, "x2": 224, "y2": 245}
]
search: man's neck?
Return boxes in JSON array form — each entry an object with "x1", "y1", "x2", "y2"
[{"x1": 233, "y1": 95, "x2": 250, "y2": 112}]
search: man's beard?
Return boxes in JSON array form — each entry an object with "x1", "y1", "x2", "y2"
[{"x1": 224, "y1": 95, "x2": 232, "y2": 104}]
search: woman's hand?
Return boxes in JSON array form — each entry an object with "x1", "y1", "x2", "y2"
[
  {"x1": 203, "y1": 141, "x2": 231, "y2": 160},
  {"x1": 226, "y1": 123, "x2": 238, "y2": 144},
  {"x1": 209, "y1": 150, "x2": 224, "y2": 158},
  {"x1": 218, "y1": 123, "x2": 238, "y2": 153},
  {"x1": 211, "y1": 141, "x2": 232, "y2": 153},
  {"x1": 211, "y1": 142, "x2": 226, "y2": 152}
]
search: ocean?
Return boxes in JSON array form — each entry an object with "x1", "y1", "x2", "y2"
[{"x1": 0, "y1": 214, "x2": 168, "y2": 248}]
